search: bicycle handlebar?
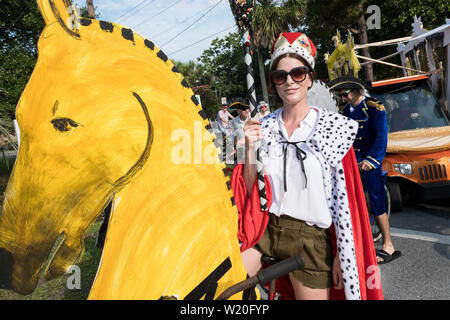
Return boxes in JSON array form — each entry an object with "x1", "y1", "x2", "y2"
[
  {"x1": 256, "y1": 255, "x2": 304, "y2": 287},
  {"x1": 215, "y1": 255, "x2": 304, "y2": 300}
]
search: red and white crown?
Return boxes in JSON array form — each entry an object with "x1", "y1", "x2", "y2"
[{"x1": 270, "y1": 32, "x2": 317, "y2": 69}]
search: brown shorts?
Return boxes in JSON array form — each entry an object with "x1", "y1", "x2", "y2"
[{"x1": 254, "y1": 214, "x2": 333, "y2": 289}]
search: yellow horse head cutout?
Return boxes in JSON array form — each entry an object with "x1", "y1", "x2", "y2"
[{"x1": 0, "y1": 0, "x2": 247, "y2": 299}]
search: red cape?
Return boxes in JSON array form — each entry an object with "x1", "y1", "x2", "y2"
[{"x1": 231, "y1": 147, "x2": 383, "y2": 300}]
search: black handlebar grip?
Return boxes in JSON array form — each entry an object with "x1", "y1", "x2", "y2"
[{"x1": 256, "y1": 255, "x2": 305, "y2": 286}]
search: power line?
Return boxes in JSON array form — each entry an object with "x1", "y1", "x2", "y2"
[
  {"x1": 116, "y1": 0, "x2": 147, "y2": 21},
  {"x1": 115, "y1": 0, "x2": 152, "y2": 22},
  {"x1": 160, "y1": 0, "x2": 224, "y2": 48},
  {"x1": 132, "y1": 0, "x2": 184, "y2": 30},
  {"x1": 149, "y1": 1, "x2": 225, "y2": 41},
  {"x1": 167, "y1": 24, "x2": 235, "y2": 57}
]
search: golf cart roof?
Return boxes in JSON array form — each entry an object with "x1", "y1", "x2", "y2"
[{"x1": 371, "y1": 75, "x2": 430, "y2": 88}]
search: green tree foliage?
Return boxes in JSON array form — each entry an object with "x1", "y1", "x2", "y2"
[
  {"x1": 76, "y1": 4, "x2": 100, "y2": 19},
  {"x1": 0, "y1": 0, "x2": 99, "y2": 120},
  {"x1": 0, "y1": 0, "x2": 44, "y2": 53},
  {"x1": 0, "y1": 47, "x2": 39, "y2": 119},
  {"x1": 303, "y1": 0, "x2": 376, "y2": 80},
  {"x1": 177, "y1": 32, "x2": 268, "y2": 118},
  {"x1": 173, "y1": 60, "x2": 220, "y2": 119},
  {"x1": 173, "y1": 60, "x2": 210, "y2": 88},
  {"x1": 373, "y1": 0, "x2": 449, "y2": 33},
  {"x1": 193, "y1": 86, "x2": 220, "y2": 120},
  {"x1": 199, "y1": 32, "x2": 263, "y2": 103},
  {"x1": 0, "y1": 0, "x2": 45, "y2": 119},
  {"x1": 365, "y1": 0, "x2": 449, "y2": 80},
  {"x1": 252, "y1": 0, "x2": 305, "y2": 48}
]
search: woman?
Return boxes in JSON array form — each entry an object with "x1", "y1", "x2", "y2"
[
  {"x1": 254, "y1": 101, "x2": 271, "y2": 120},
  {"x1": 231, "y1": 32, "x2": 383, "y2": 300}
]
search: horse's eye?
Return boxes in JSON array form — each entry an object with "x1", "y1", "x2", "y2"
[{"x1": 51, "y1": 117, "x2": 79, "y2": 132}]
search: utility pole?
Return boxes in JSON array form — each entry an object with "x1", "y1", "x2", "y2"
[
  {"x1": 228, "y1": 0, "x2": 268, "y2": 211},
  {"x1": 356, "y1": 3, "x2": 374, "y2": 82},
  {"x1": 86, "y1": 0, "x2": 95, "y2": 18}
]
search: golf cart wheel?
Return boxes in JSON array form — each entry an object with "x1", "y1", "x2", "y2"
[{"x1": 387, "y1": 181, "x2": 402, "y2": 212}]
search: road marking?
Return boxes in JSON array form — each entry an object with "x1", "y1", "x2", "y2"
[{"x1": 391, "y1": 227, "x2": 450, "y2": 245}]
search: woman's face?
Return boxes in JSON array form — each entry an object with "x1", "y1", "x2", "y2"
[{"x1": 274, "y1": 57, "x2": 312, "y2": 107}]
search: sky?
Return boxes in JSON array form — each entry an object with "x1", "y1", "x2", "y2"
[{"x1": 72, "y1": 0, "x2": 238, "y2": 63}]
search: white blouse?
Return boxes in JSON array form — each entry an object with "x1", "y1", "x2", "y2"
[{"x1": 261, "y1": 107, "x2": 332, "y2": 228}]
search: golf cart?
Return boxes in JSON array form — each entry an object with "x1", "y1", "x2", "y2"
[{"x1": 369, "y1": 75, "x2": 450, "y2": 211}]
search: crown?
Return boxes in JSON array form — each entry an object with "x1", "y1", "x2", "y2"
[{"x1": 270, "y1": 32, "x2": 316, "y2": 69}]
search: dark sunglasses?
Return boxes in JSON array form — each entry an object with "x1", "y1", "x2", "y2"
[
  {"x1": 336, "y1": 89, "x2": 352, "y2": 98},
  {"x1": 271, "y1": 66, "x2": 309, "y2": 85}
]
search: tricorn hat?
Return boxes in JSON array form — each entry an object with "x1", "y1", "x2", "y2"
[
  {"x1": 328, "y1": 75, "x2": 371, "y2": 91},
  {"x1": 229, "y1": 99, "x2": 249, "y2": 110}
]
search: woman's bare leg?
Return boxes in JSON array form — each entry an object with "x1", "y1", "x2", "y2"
[
  {"x1": 241, "y1": 247, "x2": 262, "y2": 276},
  {"x1": 288, "y1": 274, "x2": 330, "y2": 300}
]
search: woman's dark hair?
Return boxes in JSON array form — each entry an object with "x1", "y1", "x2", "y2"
[{"x1": 268, "y1": 53, "x2": 316, "y2": 105}]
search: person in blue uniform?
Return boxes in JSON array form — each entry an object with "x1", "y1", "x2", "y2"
[{"x1": 328, "y1": 75, "x2": 401, "y2": 265}]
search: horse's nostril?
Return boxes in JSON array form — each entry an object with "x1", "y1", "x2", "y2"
[{"x1": 0, "y1": 247, "x2": 13, "y2": 290}]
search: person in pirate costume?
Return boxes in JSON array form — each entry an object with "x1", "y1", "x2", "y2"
[
  {"x1": 230, "y1": 100, "x2": 251, "y2": 165},
  {"x1": 328, "y1": 75, "x2": 401, "y2": 265},
  {"x1": 230, "y1": 32, "x2": 383, "y2": 300}
]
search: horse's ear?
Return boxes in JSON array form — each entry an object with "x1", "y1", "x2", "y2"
[{"x1": 37, "y1": 0, "x2": 81, "y2": 32}]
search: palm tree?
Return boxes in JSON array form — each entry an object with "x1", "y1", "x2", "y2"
[{"x1": 252, "y1": 0, "x2": 305, "y2": 102}]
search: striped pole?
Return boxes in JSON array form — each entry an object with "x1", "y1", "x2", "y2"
[
  {"x1": 243, "y1": 32, "x2": 267, "y2": 211},
  {"x1": 243, "y1": 33, "x2": 257, "y2": 116}
]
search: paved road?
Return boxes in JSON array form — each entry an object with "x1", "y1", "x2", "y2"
[{"x1": 376, "y1": 201, "x2": 450, "y2": 300}]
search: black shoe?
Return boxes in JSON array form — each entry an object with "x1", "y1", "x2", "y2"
[{"x1": 372, "y1": 231, "x2": 382, "y2": 242}]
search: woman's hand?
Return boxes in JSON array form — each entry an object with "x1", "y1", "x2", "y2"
[
  {"x1": 244, "y1": 119, "x2": 263, "y2": 149},
  {"x1": 333, "y1": 255, "x2": 343, "y2": 289},
  {"x1": 243, "y1": 119, "x2": 263, "y2": 196},
  {"x1": 235, "y1": 138, "x2": 245, "y2": 148}
]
